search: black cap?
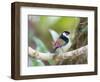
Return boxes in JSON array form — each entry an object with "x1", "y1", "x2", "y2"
[{"x1": 64, "y1": 31, "x2": 70, "y2": 35}]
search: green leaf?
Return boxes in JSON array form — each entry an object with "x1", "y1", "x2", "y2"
[
  {"x1": 32, "y1": 59, "x2": 45, "y2": 66},
  {"x1": 48, "y1": 59, "x2": 55, "y2": 65},
  {"x1": 32, "y1": 36, "x2": 48, "y2": 53}
]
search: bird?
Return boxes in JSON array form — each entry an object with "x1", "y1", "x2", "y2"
[{"x1": 52, "y1": 31, "x2": 70, "y2": 53}]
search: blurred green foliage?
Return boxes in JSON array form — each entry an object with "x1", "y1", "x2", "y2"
[
  {"x1": 35, "y1": 16, "x2": 80, "y2": 50},
  {"x1": 32, "y1": 37, "x2": 48, "y2": 53},
  {"x1": 32, "y1": 59, "x2": 45, "y2": 66}
]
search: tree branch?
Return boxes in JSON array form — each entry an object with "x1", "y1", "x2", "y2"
[{"x1": 28, "y1": 45, "x2": 88, "y2": 61}]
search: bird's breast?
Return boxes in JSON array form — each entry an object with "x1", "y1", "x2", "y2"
[{"x1": 54, "y1": 39, "x2": 65, "y2": 48}]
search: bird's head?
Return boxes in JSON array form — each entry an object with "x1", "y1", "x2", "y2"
[
  {"x1": 62, "y1": 31, "x2": 70, "y2": 38},
  {"x1": 64, "y1": 31, "x2": 70, "y2": 35}
]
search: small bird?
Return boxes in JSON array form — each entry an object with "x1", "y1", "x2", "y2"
[{"x1": 52, "y1": 31, "x2": 70, "y2": 53}]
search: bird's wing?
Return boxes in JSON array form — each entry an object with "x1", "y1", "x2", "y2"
[
  {"x1": 62, "y1": 38, "x2": 72, "y2": 52},
  {"x1": 48, "y1": 29, "x2": 59, "y2": 42}
]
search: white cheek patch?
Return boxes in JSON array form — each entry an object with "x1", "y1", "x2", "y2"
[{"x1": 63, "y1": 33, "x2": 67, "y2": 38}]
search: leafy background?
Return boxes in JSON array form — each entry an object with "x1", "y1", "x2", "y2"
[{"x1": 28, "y1": 15, "x2": 88, "y2": 66}]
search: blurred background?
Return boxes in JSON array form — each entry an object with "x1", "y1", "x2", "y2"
[{"x1": 28, "y1": 15, "x2": 88, "y2": 66}]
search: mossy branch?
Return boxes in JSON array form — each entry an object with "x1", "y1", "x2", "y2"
[{"x1": 28, "y1": 45, "x2": 87, "y2": 61}]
